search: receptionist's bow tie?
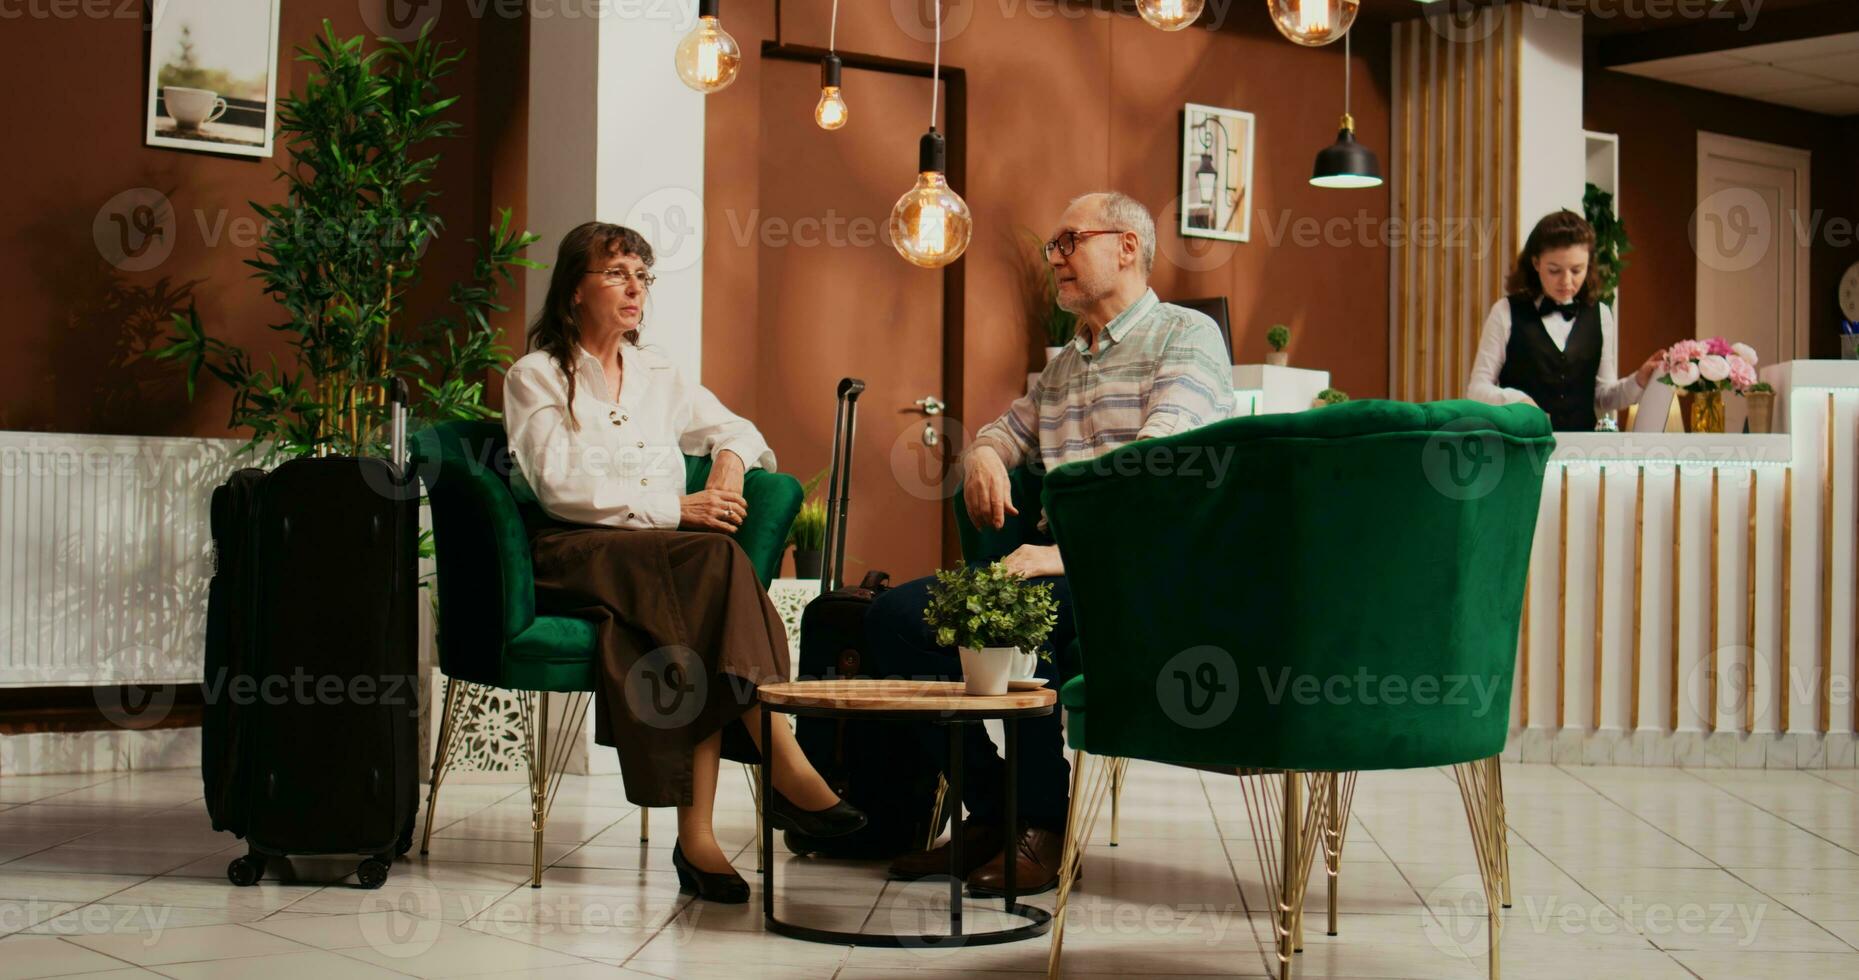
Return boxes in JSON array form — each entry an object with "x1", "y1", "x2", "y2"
[{"x1": 1538, "y1": 297, "x2": 1582, "y2": 321}]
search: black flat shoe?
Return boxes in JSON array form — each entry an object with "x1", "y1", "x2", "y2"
[
  {"x1": 767, "y1": 789, "x2": 868, "y2": 839},
  {"x1": 671, "y1": 842, "x2": 749, "y2": 904}
]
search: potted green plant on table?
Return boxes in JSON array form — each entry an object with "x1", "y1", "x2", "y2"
[
  {"x1": 922, "y1": 562, "x2": 1061, "y2": 696},
  {"x1": 1266, "y1": 324, "x2": 1291, "y2": 366},
  {"x1": 1745, "y1": 381, "x2": 1775, "y2": 434},
  {"x1": 154, "y1": 20, "x2": 538, "y2": 459},
  {"x1": 786, "y1": 469, "x2": 828, "y2": 579},
  {"x1": 1312, "y1": 388, "x2": 1350, "y2": 408}
]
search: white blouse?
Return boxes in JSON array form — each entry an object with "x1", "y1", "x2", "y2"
[
  {"x1": 1465, "y1": 297, "x2": 1643, "y2": 413},
  {"x1": 502, "y1": 343, "x2": 776, "y2": 530}
]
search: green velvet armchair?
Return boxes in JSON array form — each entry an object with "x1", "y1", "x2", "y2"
[
  {"x1": 1039, "y1": 400, "x2": 1552, "y2": 980},
  {"x1": 411, "y1": 420, "x2": 802, "y2": 887}
]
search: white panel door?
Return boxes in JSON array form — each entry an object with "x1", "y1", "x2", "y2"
[{"x1": 1695, "y1": 132, "x2": 1811, "y2": 365}]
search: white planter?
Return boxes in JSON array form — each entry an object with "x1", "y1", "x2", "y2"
[
  {"x1": 1265, "y1": 351, "x2": 1289, "y2": 367},
  {"x1": 959, "y1": 646, "x2": 1036, "y2": 696},
  {"x1": 1045, "y1": 346, "x2": 1065, "y2": 364}
]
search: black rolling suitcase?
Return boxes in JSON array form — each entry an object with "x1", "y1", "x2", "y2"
[
  {"x1": 790, "y1": 379, "x2": 947, "y2": 859},
  {"x1": 202, "y1": 382, "x2": 421, "y2": 889}
]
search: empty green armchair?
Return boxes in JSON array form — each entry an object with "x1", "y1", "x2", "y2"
[
  {"x1": 1039, "y1": 400, "x2": 1552, "y2": 979},
  {"x1": 411, "y1": 420, "x2": 802, "y2": 887}
]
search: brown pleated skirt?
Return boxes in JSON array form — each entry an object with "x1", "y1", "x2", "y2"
[{"x1": 527, "y1": 525, "x2": 790, "y2": 807}]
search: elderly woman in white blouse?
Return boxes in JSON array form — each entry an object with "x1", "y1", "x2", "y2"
[{"x1": 501, "y1": 222, "x2": 863, "y2": 903}]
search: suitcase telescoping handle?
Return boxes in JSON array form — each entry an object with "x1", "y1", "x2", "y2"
[
  {"x1": 820, "y1": 377, "x2": 866, "y2": 593},
  {"x1": 388, "y1": 377, "x2": 411, "y2": 477}
]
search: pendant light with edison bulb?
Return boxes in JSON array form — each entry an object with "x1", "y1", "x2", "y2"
[
  {"x1": 888, "y1": 0, "x2": 971, "y2": 268},
  {"x1": 815, "y1": 0, "x2": 848, "y2": 129},
  {"x1": 674, "y1": 0, "x2": 741, "y2": 93},
  {"x1": 816, "y1": 55, "x2": 848, "y2": 129},
  {"x1": 1267, "y1": 0, "x2": 1359, "y2": 47},
  {"x1": 1137, "y1": 0, "x2": 1205, "y2": 31}
]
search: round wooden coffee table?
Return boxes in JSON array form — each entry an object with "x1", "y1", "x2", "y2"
[{"x1": 756, "y1": 679, "x2": 1057, "y2": 948}]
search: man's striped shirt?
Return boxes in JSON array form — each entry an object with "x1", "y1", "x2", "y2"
[{"x1": 976, "y1": 288, "x2": 1234, "y2": 475}]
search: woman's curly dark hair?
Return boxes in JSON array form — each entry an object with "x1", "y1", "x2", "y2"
[
  {"x1": 527, "y1": 221, "x2": 654, "y2": 429},
  {"x1": 1506, "y1": 209, "x2": 1602, "y2": 306}
]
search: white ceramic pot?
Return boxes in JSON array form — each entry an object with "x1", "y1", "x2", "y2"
[
  {"x1": 1265, "y1": 351, "x2": 1289, "y2": 367},
  {"x1": 960, "y1": 646, "x2": 1036, "y2": 695}
]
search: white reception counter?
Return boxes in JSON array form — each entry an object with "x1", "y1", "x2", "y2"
[{"x1": 1510, "y1": 361, "x2": 1858, "y2": 768}]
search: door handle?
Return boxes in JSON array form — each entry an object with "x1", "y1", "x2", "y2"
[{"x1": 909, "y1": 395, "x2": 946, "y2": 447}]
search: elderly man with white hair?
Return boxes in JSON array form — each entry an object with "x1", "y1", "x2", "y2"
[{"x1": 865, "y1": 191, "x2": 1234, "y2": 895}]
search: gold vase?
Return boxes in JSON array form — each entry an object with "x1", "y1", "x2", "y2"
[{"x1": 1684, "y1": 390, "x2": 1726, "y2": 433}]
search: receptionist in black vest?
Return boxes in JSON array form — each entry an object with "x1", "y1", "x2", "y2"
[{"x1": 1467, "y1": 210, "x2": 1662, "y2": 431}]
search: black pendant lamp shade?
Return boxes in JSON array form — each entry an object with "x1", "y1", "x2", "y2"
[
  {"x1": 1311, "y1": 30, "x2": 1382, "y2": 190},
  {"x1": 1312, "y1": 115, "x2": 1382, "y2": 189}
]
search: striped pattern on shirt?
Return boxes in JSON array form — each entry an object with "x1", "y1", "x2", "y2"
[{"x1": 976, "y1": 288, "x2": 1235, "y2": 474}]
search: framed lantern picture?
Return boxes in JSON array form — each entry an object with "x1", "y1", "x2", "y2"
[
  {"x1": 145, "y1": 0, "x2": 280, "y2": 157},
  {"x1": 1179, "y1": 103, "x2": 1256, "y2": 243}
]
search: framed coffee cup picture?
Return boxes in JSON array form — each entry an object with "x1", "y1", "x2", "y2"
[{"x1": 144, "y1": 0, "x2": 280, "y2": 157}]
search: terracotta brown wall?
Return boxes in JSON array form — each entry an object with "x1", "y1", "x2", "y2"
[
  {"x1": 0, "y1": 3, "x2": 528, "y2": 437},
  {"x1": 704, "y1": 2, "x2": 1395, "y2": 432},
  {"x1": 1585, "y1": 52, "x2": 1859, "y2": 364}
]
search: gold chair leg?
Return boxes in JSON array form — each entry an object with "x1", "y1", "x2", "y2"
[
  {"x1": 1284, "y1": 773, "x2": 1302, "y2": 970},
  {"x1": 1109, "y1": 757, "x2": 1126, "y2": 846},
  {"x1": 1237, "y1": 770, "x2": 1329, "y2": 980},
  {"x1": 1489, "y1": 758, "x2": 1512, "y2": 908},
  {"x1": 1321, "y1": 771, "x2": 1358, "y2": 937},
  {"x1": 419, "y1": 678, "x2": 470, "y2": 856},
  {"x1": 639, "y1": 806, "x2": 649, "y2": 842},
  {"x1": 925, "y1": 773, "x2": 949, "y2": 852},
  {"x1": 1046, "y1": 750, "x2": 1116, "y2": 980},
  {"x1": 1453, "y1": 757, "x2": 1507, "y2": 980},
  {"x1": 519, "y1": 690, "x2": 592, "y2": 889}
]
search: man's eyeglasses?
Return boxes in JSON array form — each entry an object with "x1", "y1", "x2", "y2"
[
  {"x1": 586, "y1": 268, "x2": 658, "y2": 289},
  {"x1": 1042, "y1": 229, "x2": 1120, "y2": 260}
]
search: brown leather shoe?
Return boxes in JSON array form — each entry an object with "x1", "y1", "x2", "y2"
[
  {"x1": 967, "y1": 826, "x2": 1068, "y2": 897},
  {"x1": 887, "y1": 823, "x2": 1004, "y2": 881}
]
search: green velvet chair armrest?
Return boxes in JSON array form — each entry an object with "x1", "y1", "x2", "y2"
[
  {"x1": 682, "y1": 454, "x2": 803, "y2": 586},
  {"x1": 1041, "y1": 400, "x2": 1553, "y2": 773},
  {"x1": 953, "y1": 466, "x2": 1048, "y2": 564}
]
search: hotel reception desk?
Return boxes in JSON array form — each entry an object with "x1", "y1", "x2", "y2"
[{"x1": 1510, "y1": 361, "x2": 1859, "y2": 768}]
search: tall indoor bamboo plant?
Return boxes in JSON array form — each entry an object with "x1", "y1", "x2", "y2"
[{"x1": 156, "y1": 20, "x2": 538, "y2": 459}]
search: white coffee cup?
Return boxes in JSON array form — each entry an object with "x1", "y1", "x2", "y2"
[
  {"x1": 165, "y1": 87, "x2": 228, "y2": 130},
  {"x1": 1009, "y1": 648, "x2": 1039, "y2": 682}
]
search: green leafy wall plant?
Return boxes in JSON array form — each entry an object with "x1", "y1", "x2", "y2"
[{"x1": 1584, "y1": 183, "x2": 1631, "y2": 309}]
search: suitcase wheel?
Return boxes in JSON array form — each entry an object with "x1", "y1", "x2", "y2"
[
  {"x1": 227, "y1": 854, "x2": 266, "y2": 887},
  {"x1": 356, "y1": 857, "x2": 391, "y2": 890}
]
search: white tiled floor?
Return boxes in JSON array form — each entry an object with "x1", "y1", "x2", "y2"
[{"x1": 0, "y1": 762, "x2": 1856, "y2": 978}]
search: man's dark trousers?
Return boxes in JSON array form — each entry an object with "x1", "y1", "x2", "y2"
[{"x1": 863, "y1": 572, "x2": 1076, "y2": 833}]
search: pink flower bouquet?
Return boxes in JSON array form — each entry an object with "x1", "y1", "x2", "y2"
[{"x1": 1656, "y1": 338, "x2": 1759, "y2": 396}]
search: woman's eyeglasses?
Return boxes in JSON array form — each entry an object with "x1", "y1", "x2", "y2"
[
  {"x1": 1041, "y1": 229, "x2": 1119, "y2": 260},
  {"x1": 586, "y1": 268, "x2": 657, "y2": 288}
]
